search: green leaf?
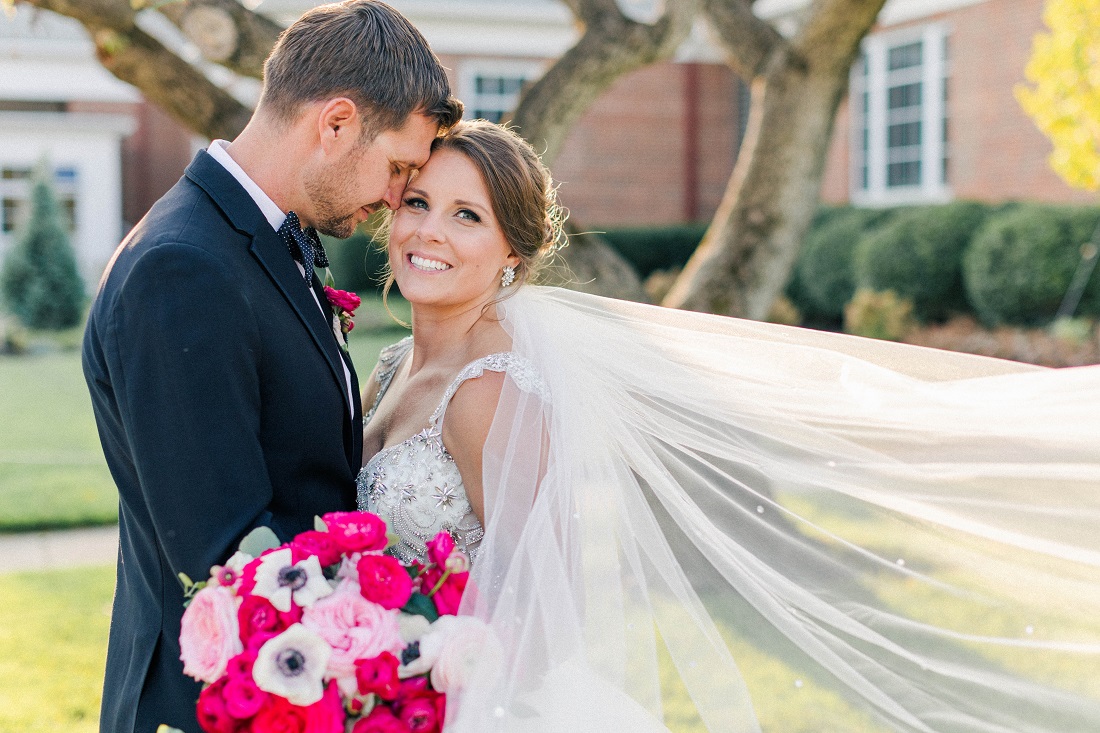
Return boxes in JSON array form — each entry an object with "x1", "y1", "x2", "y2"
[
  {"x1": 156, "y1": 726, "x2": 186, "y2": 733},
  {"x1": 314, "y1": 515, "x2": 328, "y2": 532},
  {"x1": 401, "y1": 593, "x2": 440, "y2": 623},
  {"x1": 177, "y1": 572, "x2": 194, "y2": 591},
  {"x1": 385, "y1": 531, "x2": 401, "y2": 550},
  {"x1": 239, "y1": 526, "x2": 281, "y2": 557}
]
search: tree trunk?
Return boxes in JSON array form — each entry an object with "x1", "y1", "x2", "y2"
[{"x1": 663, "y1": 0, "x2": 887, "y2": 319}]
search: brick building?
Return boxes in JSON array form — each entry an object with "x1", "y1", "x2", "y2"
[{"x1": 0, "y1": 0, "x2": 1089, "y2": 286}]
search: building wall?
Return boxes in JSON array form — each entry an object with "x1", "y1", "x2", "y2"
[
  {"x1": 119, "y1": 102, "x2": 197, "y2": 228},
  {"x1": 820, "y1": 0, "x2": 1096, "y2": 206}
]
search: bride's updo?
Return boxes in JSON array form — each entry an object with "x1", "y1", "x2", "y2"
[{"x1": 428, "y1": 119, "x2": 566, "y2": 286}]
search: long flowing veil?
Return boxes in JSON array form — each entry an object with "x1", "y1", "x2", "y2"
[{"x1": 450, "y1": 286, "x2": 1100, "y2": 732}]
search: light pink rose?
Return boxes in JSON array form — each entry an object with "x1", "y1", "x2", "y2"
[
  {"x1": 301, "y1": 580, "x2": 404, "y2": 688},
  {"x1": 180, "y1": 585, "x2": 243, "y2": 683},
  {"x1": 429, "y1": 616, "x2": 499, "y2": 694}
]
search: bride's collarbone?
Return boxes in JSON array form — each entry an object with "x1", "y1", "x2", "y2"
[{"x1": 369, "y1": 370, "x2": 451, "y2": 450}]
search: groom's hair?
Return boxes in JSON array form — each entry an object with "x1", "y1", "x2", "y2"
[{"x1": 259, "y1": 0, "x2": 462, "y2": 139}]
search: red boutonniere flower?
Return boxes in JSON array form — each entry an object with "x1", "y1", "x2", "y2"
[{"x1": 323, "y1": 286, "x2": 361, "y2": 348}]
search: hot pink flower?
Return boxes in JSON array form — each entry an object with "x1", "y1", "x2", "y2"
[
  {"x1": 424, "y1": 533, "x2": 455, "y2": 567},
  {"x1": 238, "y1": 595, "x2": 301, "y2": 643},
  {"x1": 222, "y1": 673, "x2": 267, "y2": 720},
  {"x1": 323, "y1": 287, "x2": 361, "y2": 314},
  {"x1": 322, "y1": 512, "x2": 389, "y2": 553},
  {"x1": 291, "y1": 530, "x2": 344, "y2": 568},
  {"x1": 352, "y1": 705, "x2": 411, "y2": 733},
  {"x1": 180, "y1": 585, "x2": 243, "y2": 683},
  {"x1": 394, "y1": 678, "x2": 444, "y2": 733},
  {"x1": 421, "y1": 565, "x2": 468, "y2": 617},
  {"x1": 196, "y1": 678, "x2": 238, "y2": 733},
  {"x1": 357, "y1": 554, "x2": 414, "y2": 610},
  {"x1": 300, "y1": 580, "x2": 404, "y2": 686},
  {"x1": 355, "y1": 650, "x2": 401, "y2": 700},
  {"x1": 249, "y1": 680, "x2": 344, "y2": 733}
]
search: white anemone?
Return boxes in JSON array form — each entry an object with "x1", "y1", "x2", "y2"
[
  {"x1": 251, "y1": 548, "x2": 333, "y2": 612},
  {"x1": 252, "y1": 623, "x2": 332, "y2": 706}
]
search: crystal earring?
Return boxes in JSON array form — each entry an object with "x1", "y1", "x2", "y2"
[{"x1": 501, "y1": 265, "x2": 516, "y2": 288}]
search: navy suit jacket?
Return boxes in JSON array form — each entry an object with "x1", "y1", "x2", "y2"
[{"x1": 82, "y1": 150, "x2": 363, "y2": 733}]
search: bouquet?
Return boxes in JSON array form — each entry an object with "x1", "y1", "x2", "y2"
[{"x1": 171, "y1": 511, "x2": 489, "y2": 733}]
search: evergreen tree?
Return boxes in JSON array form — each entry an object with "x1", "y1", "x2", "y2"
[{"x1": 1, "y1": 169, "x2": 85, "y2": 330}]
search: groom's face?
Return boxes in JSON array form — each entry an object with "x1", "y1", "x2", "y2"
[{"x1": 305, "y1": 112, "x2": 438, "y2": 239}]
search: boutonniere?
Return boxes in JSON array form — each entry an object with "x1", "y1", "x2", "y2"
[{"x1": 322, "y1": 270, "x2": 360, "y2": 352}]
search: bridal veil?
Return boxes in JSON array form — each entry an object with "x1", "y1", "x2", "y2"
[{"x1": 450, "y1": 286, "x2": 1100, "y2": 732}]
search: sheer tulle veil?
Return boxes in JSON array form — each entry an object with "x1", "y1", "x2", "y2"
[{"x1": 448, "y1": 285, "x2": 1100, "y2": 732}]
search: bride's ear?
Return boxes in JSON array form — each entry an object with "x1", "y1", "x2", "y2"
[{"x1": 316, "y1": 98, "x2": 359, "y2": 154}]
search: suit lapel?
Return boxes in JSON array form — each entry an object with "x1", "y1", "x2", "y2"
[{"x1": 250, "y1": 228, "x2": 353, "y2": 419}]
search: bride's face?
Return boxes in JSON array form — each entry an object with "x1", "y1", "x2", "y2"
[{"x1": 388, "y1": 148, "x2": 519, "y2": 309}]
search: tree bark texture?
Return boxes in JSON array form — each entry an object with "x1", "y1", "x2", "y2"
[
  {"x1": 663, "y1": 0, "x2": 887, "y2": 319},
  {"x1": 511, "y1": 0, "x2": 698, "y2": 302}
]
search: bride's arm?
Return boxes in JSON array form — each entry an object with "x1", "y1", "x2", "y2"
[{"x1": 440, "y1": 369, "x2": 507, "y2": 526}]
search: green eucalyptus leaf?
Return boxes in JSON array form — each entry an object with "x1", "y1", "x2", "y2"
[
  {"x1": 156, "y1": 726, "x2": 186, "y2": 733},
  {"x1": 401, "y1": 592, "x2": 440, "y2": 623},
  {"x1": 314, "y1": 515, "x2": 329, "y2": 532},
  {"x1": 177, "y1": 572, "x2": 194, "y2": 591},
  {"x1": 385, "y1": 531, "x2": 401, "y2": 550},
  {"x1": 239, "y1": 526, "x2": 281, "y2": 557}
]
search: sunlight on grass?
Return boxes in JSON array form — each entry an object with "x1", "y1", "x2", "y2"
[{"x1": 0, "y1": 565, "x2": 113, "y2": 733}]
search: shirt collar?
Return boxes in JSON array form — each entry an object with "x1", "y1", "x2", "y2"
[{"x1": 206, "y1": 139, "x2": 286, "y2": 233}]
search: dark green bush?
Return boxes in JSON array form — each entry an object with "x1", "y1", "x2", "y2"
[
  {"x1": 963, "y1": 204, "x2": 1100, "y2": 326},
  {"x1": 597, "y1": 223, "x2": 707, "y2": 278},
  {"x1": 1, "y1": 172, "x2": 85, "y2": 330},
  {"x1": 793, "y1": 207, "x2": 894, "y2": 322},
  {"x1": 853, "y1": 201, "x2": 988, "y2": 322},
  {"x1": 321, "y1": 229, "x2": 390, "y2": 293}
]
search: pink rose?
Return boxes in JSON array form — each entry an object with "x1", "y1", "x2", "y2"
[
  {"x1": 249, "y1": 681, "x2": 344, "y2": 733},
  {"x1": 196, "y1": 678, "x2": 238, "y2": 733},
  {"x1": 424, "y1": 533, "x2": 454, "y2": 567},
  {"x1": 291, "y1": 530, "x2": 344, "y2": 568},
  {"x1": 323, "y1": 286, "x2": 361, "y2": 314},
  {"x1": 180, "y1": 585, "x2": 243, "y2": 683},
  {"x1": 357, "y1": 554, "x2": 414, "y2": 610},
  {"x1": 355, "y1": 650, "x2": 401, "y2": 700},
  {"x1": 238, "y1": 595, "x2": 301, "y2": 643},
  {"x1": 352, "y1": 705, "x2": 411, "y2": 733},
  {"x1": 322, "y1": 512, "x2": 389, "y2": 553},
  {"x1": 300, "y1": 581, "x2": 404, "y2": 686}
]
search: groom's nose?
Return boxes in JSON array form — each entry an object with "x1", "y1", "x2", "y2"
[{"x1": 382, "y1": 183, "x2": 403, "y2": 210}]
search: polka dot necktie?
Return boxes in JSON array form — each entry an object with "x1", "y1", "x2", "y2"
[{"x1": 278, "y1": 211, "x2": 330, "y2": 282}]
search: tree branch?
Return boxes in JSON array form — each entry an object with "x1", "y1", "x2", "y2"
[
  {"x1": 794, "y1": 0, "x2": 887, "y2": 75},
  {"x1": 155, "y1": 0, "x2": 281, "y2": 79},
  {"x1": 701, "y1": 0, "x2": 787, "y2": 79},
  {"x1": 15, "y1": 0, "x2": 252, "y2": 139},
  {"x1": 511, "y1": 0, "x2": 698, "y2": 165}
]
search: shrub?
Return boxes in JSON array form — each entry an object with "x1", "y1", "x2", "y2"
[
  {"x1": 853, "y1": 202, "x2": 988, "y2": 322},
  {"x1": 843, "y1": 289, "x2": 916, "y2": 341},
  {"x1": 1, "y1": 171, "x2": 85, "y2": 330},
  {"x1": 597, "y1": 223, "x2": 707, "y2": 278},
  {"x1": 963, "y1": 204, "x2": 1100, "y2": 326},
  {"x1": 794, "y1": 207, "x2": 893, "y2": 323},
  {"x1": 322, "y1": 229, "x2": 390, "y2": 293}
]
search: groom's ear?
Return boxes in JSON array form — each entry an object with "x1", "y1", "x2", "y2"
[{"x1": 316, "y1": 97, "x2": 360, "y2": 154}]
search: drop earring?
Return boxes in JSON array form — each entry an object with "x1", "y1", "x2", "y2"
[{"x1": 501, "y1": 265, "x2": 516, "y2": 288}]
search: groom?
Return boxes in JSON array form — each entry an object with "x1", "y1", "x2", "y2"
[{"x1": 81, "y1": 2, "x2": 461, "y2": 731}]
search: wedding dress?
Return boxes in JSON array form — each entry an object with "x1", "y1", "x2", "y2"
[{"x1": 364, "y1": 287, "x2": 1100, "y2": 733}]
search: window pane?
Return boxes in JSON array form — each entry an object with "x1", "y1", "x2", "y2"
[
  {"x1": 888, "y1": 41, "x2": 923, "y2": 71},
  {"x1": 887, "y1": 160, "x2": 921, "y2": 187},
  {"x1": 888, "y1": 121, "x2": 922, "y2": 147},
  {"x1": 1, "y1": 168, "x2": 30, "y2": 181},
  {"x1": 888, "y1": 82, "x2": 922, "y2": 110},
  {"x1": 500, "y1": 77, "x2": 524, "y2": 95},
  {"x1": 2, "y1": 197, "x2": 24, "y2": 233}
]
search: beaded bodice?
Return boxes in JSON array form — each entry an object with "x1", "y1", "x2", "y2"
[{"x1": 357, "y1": 337, "x2": 547, "y2": 565}]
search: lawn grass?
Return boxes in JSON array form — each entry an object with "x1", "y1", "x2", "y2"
[
  {"x1": 0, "y1": 294, "x2": 408, "y2": 532},
  {"x1": 0, "y1": 565, "x2": 113, "y2": 733}
]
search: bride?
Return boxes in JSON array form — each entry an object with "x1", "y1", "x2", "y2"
[{"x1": 357, "y1": 119, "x2": 1100, "y2": 732}]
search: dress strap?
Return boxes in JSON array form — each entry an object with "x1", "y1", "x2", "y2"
[
  {"x1": 364, "y1": 336, "x2": 413, "y2": 425},
  {"x1": 429, "y1": 352, "x2": 549, "y2": 430}
]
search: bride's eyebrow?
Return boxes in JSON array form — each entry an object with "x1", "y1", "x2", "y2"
[{"x1": 405, "y1": 187, "x2": 429, "y2": 198}]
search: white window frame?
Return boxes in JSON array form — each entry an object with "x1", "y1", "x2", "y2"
[
  {"x1": 458, "y1": 59, "x2": 546, "y2": 124},
  {"x1": 850, "y1": 23, "x2": 951, "y2": 207}
]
